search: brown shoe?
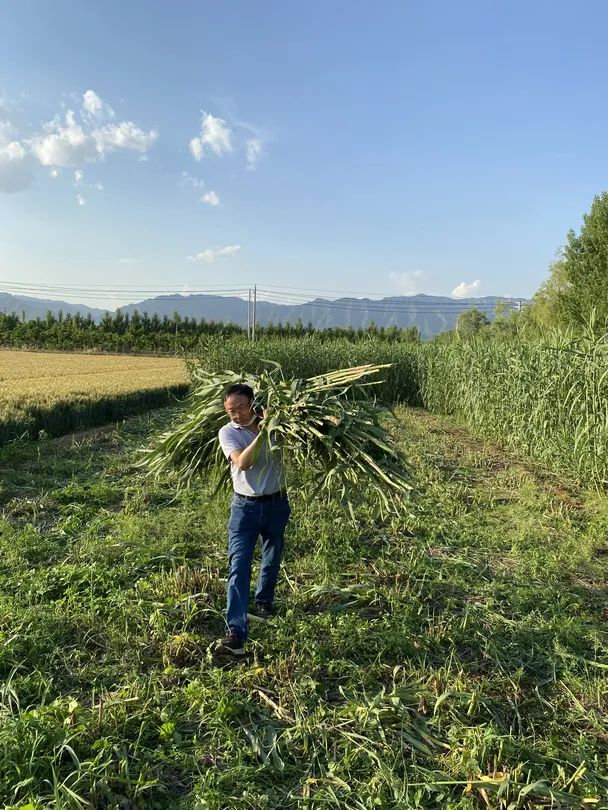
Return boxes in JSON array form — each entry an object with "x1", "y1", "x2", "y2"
[{"x1": 219, "y1": 630, "x2": 245, "y2": 656}]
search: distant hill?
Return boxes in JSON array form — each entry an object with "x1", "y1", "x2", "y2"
[
  {"x1": 0, "y1": 292, "x2": 105, "y2": 321},
  {"x1": 122, "y1": 293, "x2": 520, "y2": 338},
  {"x1": 0, "y1": 291, "x2": 522, "y2": 338}
]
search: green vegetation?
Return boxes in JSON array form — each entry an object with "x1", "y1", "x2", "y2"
[
  {"x1": 0, "y1": 310, "x2": 420, "y2": 355},
  {"x1": 193, "y1": 335, "x2": 425, "y2": 405},
  {"x1": 2, "y1": 312, "x2": 606, "y2": 491},
  {"x1": 525, "y1": 191, "x2": 608, "y2": 331},
  {"x1": 143, "y1": 365, "x2": 412, "y2": 517},
  {"x1": 195, "y1": 328, "x2": 608, "y2": 488},
  {"x1": 0, "y1": 191, "x2": 606, "y2": 807},
  {"x1": 418, "y1": 323, "x2": 608, "y2": 487},
  {"x1": 0, "y1": 407, "x2": 607, "y2": 807},
  {"x1": 455, "y1": 308, "x2": 490, "y2": 337}
]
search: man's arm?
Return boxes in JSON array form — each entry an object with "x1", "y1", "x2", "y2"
[
  {"x1": 231, "y1": 410, "x2": 268, "y2": 470},
  {"x1": 230, "y1": 428, "x2": 264, "y2": 471}
]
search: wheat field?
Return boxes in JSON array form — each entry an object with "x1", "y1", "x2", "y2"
[{"x1": 0, "y1": 350, "x2": 188, "y2": 442}]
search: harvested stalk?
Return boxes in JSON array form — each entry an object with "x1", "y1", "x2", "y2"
[{"x1": 141, "y1": 363, "x2": 413, "y2": 517}]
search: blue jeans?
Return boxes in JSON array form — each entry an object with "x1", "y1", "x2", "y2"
[{"x1": 226, "y1": 492, "x2": 291, "y2": 640}]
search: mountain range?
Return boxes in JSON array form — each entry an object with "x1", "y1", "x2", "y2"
[{"x1": 0, "y1": 291, "x2": 522, "y2": 338}]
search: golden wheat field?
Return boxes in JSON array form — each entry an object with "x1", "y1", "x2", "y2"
[{"x1": 0, "y1": 350, "x2": 188, "y2": 441}]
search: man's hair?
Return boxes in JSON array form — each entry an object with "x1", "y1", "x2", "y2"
[{"x1": 223, "y1": 383, "x2": 254, "y2": 402}]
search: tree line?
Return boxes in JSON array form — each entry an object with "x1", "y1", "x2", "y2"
[{"x1": 0, "y1": 309, "x2": 421, "y2": 354}]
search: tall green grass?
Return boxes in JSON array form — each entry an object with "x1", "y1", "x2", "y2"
[
  {"x1": 191, "y1": 335, "x2": 425, "y2": 405},
  {"x1": 419, "y1": 327, "x2": 608, "y2": 486},
  {"x1": 193, "y1": 329, "x2": 608, "y2": 487}
]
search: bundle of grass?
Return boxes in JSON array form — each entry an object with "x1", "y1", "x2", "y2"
[{"x1": 141, "y1": 363, "x2": 413, "y2": 517}]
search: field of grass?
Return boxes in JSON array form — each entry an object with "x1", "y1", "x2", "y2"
[
  {"x1": 0, "y1": 350, "x2": 188, "y2": 443},
  {"x1": 1, "y1": 405, "x2": 607, "y2": 808}
]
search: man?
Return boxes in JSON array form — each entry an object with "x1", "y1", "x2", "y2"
[{"x1": 217, "y1": 383, "x2": 290, "y2": 655}]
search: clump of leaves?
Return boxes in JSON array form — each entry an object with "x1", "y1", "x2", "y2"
[{"x1": 141, "y1": 363, "x2": 413, "y2": 517}]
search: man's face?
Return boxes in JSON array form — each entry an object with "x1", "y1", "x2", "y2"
[{"x1": 224, "y1": 394, "x2": 254, "y2": 425}]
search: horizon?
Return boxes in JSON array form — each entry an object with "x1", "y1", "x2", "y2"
[{"x1": 0, "y1": 286, "x2": 526, "y2": 317}]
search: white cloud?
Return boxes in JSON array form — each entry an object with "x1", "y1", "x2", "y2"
[
  {"x1": 389, "y1": 270, "x2": 426, "y2": 295},
  {"x1": 189, "y1": 137, "x2": 204, "y2": 161},
  {"x1": 118, "y1": 257, "x2": 140, "y2": 264},
  {"x1": 0, "y1": 136, "x2": 33, "y2": 193},
  {"x1": 188, "y1": 108, "x2": 267, "y2": 170},
  {"x1": 94, "y1": 121, "x2": 157, "y2": 153},
  {"x1": 180, "y1": 170, "x2": 205, "y2": 188},
  {"x1": 76, "y1": 193, "x2": 86, "y2": 206},
  {"x1": 83, "y1": 90, "x2": 102, "y2": 117},
  {"x1": 246, "y1": 137, "x2": 262, "y2": 170},
  {"x1": 94, "y1": 181, "x2": 103, "y2": 190},
  {"x1": 5, "y1": 141, "x2": 25, "y2": 160},
  {"x1": 186, "y1": 244, "x2": 241, "y2": 263},
  {"x1": 451, "y1": 279, "x2": 481, "y2": 298},
  {"x1": 189, "y1": 112, "x2": 232, "y2": 160},
  {"x1": 74, "y1": 169, "x2": 83, "y2": 183},
  {"x1": 201, "y1": 190, "x2": 220, "y2": 207},
  {"x1": 27, "y1": 100, "x2": 157, "y2": 169},
  {"x1": 49, "y1": 167, "x2": 59, "y2": 178},
  {"x1": 82, "y1": 89, "x2": 114, "y2": 121},
  {"x1": 30, "y1": 110, "x2": 99, "y2": 167}
]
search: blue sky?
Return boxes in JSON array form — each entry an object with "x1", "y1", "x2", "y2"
[{"x1": 1, "y1": 0, "x2": 607, "y2": 308}]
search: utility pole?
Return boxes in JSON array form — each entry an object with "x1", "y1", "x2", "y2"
[
  {"x1": 247, "y1": 288, "x2": 251, "y2": 339},
  {"x1": 252, "y1": 284, "x2": 257, "y2": 341}
]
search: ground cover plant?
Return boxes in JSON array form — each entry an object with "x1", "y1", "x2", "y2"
[
  {"x1": 0, "y1": 406, "x2": 607, "y2": 807},
  {"x1": 0, "y1": 350, "x2": 188, "y2": 444}
]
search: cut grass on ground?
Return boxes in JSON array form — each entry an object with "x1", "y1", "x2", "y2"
[{"x1": 0, "y1": 406, "x2": 607, "y2": 808}]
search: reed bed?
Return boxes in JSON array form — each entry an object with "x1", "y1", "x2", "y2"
[
  {"x1": 195, "y1": 329, "x2": 608, "y2": 488},
  {"x1": 418, "y1": 328, "x2": 608, "y2": 486},
  {"x1": 192, "y1": 335, "x2": 425, "y2": 405}
]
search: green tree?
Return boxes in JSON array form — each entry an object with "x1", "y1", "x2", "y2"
[
  {"x1": 534, "y1": 192, "x2": 608, "y2": 329},
  {"x1": 456, "y1": 308, "x2": 490, "y2": 337},
  {"x1": 525, "y1": 257, "x2": 570, "y2": 330}
]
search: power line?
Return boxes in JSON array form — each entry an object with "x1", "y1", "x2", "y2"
[
  {"x1": 255, "y1": 288, "x2": 518, "y2": 305},
  {"x1": 0, "y1": 283, "x2": 249, "y2": 297},
  {"x1": 0, "y1": 288, "x2": 251, "y2": 304},
  {"x1": 258, "y1": 282, "x2": 528, "y2": 302},
  {"x1": 255, "y1": 291, "x2": 518, "y2": 312},
  {"x1": 0, "y1": 278, "x2": 528, "y2": 303},
  {"x1": 0, "y1": 279, "x2": 251, "y2": 292},
  {"x1": 0, "y1": 278, "x2": 524, "y2": 321}
]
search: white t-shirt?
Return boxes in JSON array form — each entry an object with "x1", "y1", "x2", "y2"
[{"x1": 218, "y1": 422, "x2": 285, "y2": 496}]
